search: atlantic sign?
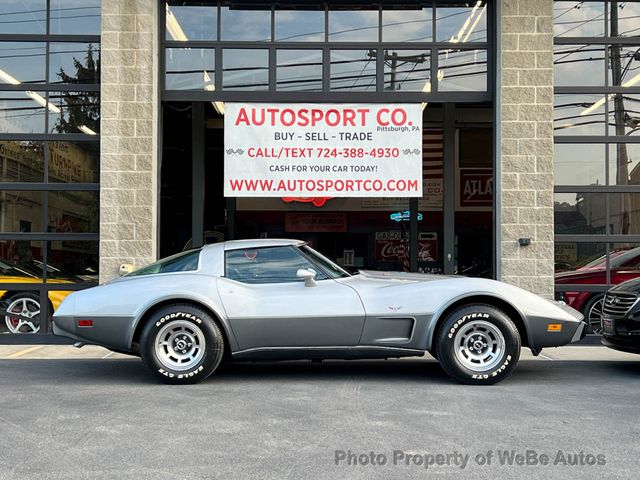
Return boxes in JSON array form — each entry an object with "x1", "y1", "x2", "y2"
[{"x1": 224, "y1": 103, "x2": 423, "y2": 197}]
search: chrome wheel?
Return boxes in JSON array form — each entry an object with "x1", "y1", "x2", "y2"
[
  {"x1": 5, "y1": 297, "x2": 40, "y2": 334},
  {"x1": 453, "y1": 320, "x2": 505, "y2": 372},
  {"x1": 587, "y1": 297, "x2": 604, "y2": 334},
  {"x1": 154, "y1": 320, "x2": 205, "y2": 371}
]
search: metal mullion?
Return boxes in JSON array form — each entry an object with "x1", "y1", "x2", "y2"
[
  {"x1": 269, "y1": 46, "x2": 276, "y2": 92},
  {"x1": 44, "y1": 142, "x2": 50, "y2": 184},
  {"x1": 0, "y1": 233, "x2": 99, "y2": 241},
  {"x1": 554, "y1": 37, "x2": 640, "y2": 45},
  {"x1": 431, "y1": 45, "x2": 438, "y2": 94},
  {"x1": 0, "y1": 183, "x2": 100, "y2": 191},
  {"x1": 0, "y1": 84, "x2": 100, "y2": 92},
  {"x1": 554, "y1": 185, "x2": 640, "y2": 193},
  {"x1": 376, "y1": 47, "x2": 383, "y2": 92},
  {"x1": 555, "y1": 234, "x2": 640, "y2": 243},
  {"x1": 163, "y1": 40, "x2": 489, "y2": 49},
  {"x1": 0, "y1": 34, "x2": 99, "y2": 42},
  {"x1": 217, "y1": 1, "x2": 221, "y2": 42},
  {"x1": 322, "y1": 46, "x2": 330, "y2": 91},
  {"x1": 0, "y1": 133, "x2": 99, "y2": 142},
  {"x1": 554, "y1": 136, "x2": 640, "y2": 144},
  {"x1": 555, "y1": 284, "x2": 609, "y2": 293},
  {"x1": 554, "y1": 86, "x2": 640, "y2": 94}
]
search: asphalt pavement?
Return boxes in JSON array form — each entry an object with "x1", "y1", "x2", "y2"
[{"x1": 0, "y1": 345, "x2": 638, "y2": 480}]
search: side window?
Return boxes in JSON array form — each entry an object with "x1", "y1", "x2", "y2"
[{"x1": 225, "y1": 246, "x2": 327, "y2": 284}]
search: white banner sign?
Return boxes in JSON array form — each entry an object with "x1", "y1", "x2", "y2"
[{"x1": 224, "y1": 103, "x2": 423, "y2": 197}]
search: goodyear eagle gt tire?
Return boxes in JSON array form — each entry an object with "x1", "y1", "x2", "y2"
[
  {"x1": 140, "y1": 304, "x2": 225, "y2": 384},
  {"x1": 436, "y1": 304, "x2": 520, "y2": 385}
]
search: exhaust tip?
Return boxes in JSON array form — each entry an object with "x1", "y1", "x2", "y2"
[{"x1": 73, "y1": 342, "x2": 86, "y2": 349}]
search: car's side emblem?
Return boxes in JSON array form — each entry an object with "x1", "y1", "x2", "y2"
[{"x1": 388, "y1": 306, "x2": 402, "y2": 311}]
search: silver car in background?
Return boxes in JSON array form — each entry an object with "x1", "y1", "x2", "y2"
[{"x1": 53, "y1": 239, "x2": 586, "y2": 385}]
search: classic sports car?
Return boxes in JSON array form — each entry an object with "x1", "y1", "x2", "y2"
[{"x1": 53, "y1": 239, "x2": 586, "y2": 385}]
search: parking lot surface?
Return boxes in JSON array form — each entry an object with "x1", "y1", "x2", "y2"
[{"x1": 0, "y1": 345, "x2": 638, "y2": 480}]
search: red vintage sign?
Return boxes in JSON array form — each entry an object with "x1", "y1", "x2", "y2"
[
  {"x1": 374, "y1": 232, "x2": 437, "y2": 262},
  {"x1": 284, "y1": 213, "x2": 347, "y2": 233},
  {"x1": 459, "y1": 169, "x2": 493, "y2": 207}
]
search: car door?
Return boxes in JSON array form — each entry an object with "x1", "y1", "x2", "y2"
[{"x1": 217, "y1": 245, "x2": 365, "y2": 350}]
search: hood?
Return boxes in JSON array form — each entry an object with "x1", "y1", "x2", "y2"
[
  {"x1": 357, "y1": 270, "x2": 458, "y2": 283},
  {"x1": 610, "y1": 277, "x2": 640, "y2": 294}
]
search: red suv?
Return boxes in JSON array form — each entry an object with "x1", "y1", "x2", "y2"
[{"x1": 555, "y1": 247, "x2": 640, "y2": 334}]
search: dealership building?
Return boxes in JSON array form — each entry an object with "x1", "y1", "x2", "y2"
[{"x1": 0, "y1": 0, "x2": 639, "y2": 337}]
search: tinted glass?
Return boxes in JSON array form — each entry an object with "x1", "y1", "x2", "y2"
[
  {"x1": 48, "y1": 191, "x2": 99, "y2": 233},
  {"x1": 220, "y1": 6, "x2": 271, "y2": 41},
  {"x1": 609, "y1": 244, "x2": 640, "y2": 269},
  {"x1": 0, "y1": 1, "x2": 46, "y2": 34},
  {"x1": 554, "y1": 44, "x2": 605, "y2": 87},
  {"x1": 436, "y1": 2, "x2": 487, "y2": 43},
  {"x1": 49, "y1": 43, "x2": 100, "y2": 85},
  {"x1": 0, "y1": 240, "x2": 43, "y2": 279},
  {"x1": 554, "y1": 144, "x2": 606, "y2": 186},
  {"x1": 382, "y1": 6, "x2": 432, "y2": 42},
  {"x1": 0, "y1": 140, "x2": 44, "y2": 182},
  {"x1": 0, "y1": 91, "x2": 47, "y2": 134},
  {"x1": 555, "y1": 192, "x2": 606, "y2": 235},
  {"x1": 329, "y1": 9, "x2": 378, "y2": 42},
  {"x1": 50, "y1": 0, "x2": 101, "y2": 35},
  {"x1": 608, "y1": 45, "x2": 640, "y2": 86},
  {"x1": 46, "y1": 240, "x2": 97, "y2": 282},
  {"x1": 438, "y1": 49, "x2": 487, "y2": 92},
  {"x1": 275, "y1": 8, "x2": 324, "y2": 42},
  {"x1": 610, "y1": 193, "x2": 640, "y2": 235},
  {"x1": 0, "y1": 191, "x2": 44, "y2": 232},
  {"x1": 554, "y1": 241, "x2": 607, "y2": 273},
  {"x1": 553, "y1": 1, "x2": 605, "y2": 37},
  {"x1": 128, "y1": 249, "x2": 201, "y2": 277},
  {"x1": 165, "y1": 48, "x2": 215, "y2": 90},
  {"x1": 383, "y1": 50, "x2": 430, "y2": 92},
  {"x1": 0, "y1": 42, "x2": 46, "y2": 84},
  {"x1": 276, "y1": 49, "x2": 322, "y2": 92},
  {"x1": 608, "y1": 93, "x2": 640, "y2": 136},
  {"x1": 330, "y1": 50, "x2": 377, "y2": 92},
  {"x1": 225, "y1": 246, "x2": 327, "y2": 284},
  {"x1": 223, "y1": 49, "x2": 269, "y2": 91},
  {"x1": 49, "y1": 91, "x2": 100, "y2": 134},
  {"x1": 613, "y1": 1, "x2": 640, "y2": 37},
  {"x1": 49, "y1": 141, "x2": 99, "y2": 183},
  {"x1": 610, "y1": 144, "x2": 640, "y2": 186},
  {"x1": 554, "y1": 94, "x2": 607, "y2": 136},
  {"x1": 166, "y1": 1, "x2": 217, "y2": 41}
]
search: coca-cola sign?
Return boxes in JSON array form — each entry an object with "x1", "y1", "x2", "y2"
[{"x1": 375, "y1": 232, "x2": 437, "y2": 262}]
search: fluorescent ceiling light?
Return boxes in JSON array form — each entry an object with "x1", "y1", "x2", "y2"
[
  {"x1": 462, "y1": 4, "x2": 486, "y2": 43},
  {"x1": 78, "y1": 125, "x2": 97, "y2": 135},
  {"x1": 449, "y1": 1, "x2": 484, "y2": 43},
  {"x1": 581, "y1": 72, "x2": 640, "y2": 116},
  {"x1": 166, "y1": 5, "x2": 188, "y2": 41},
  {"x1": 203, "y1": 70, "x2": 225, "y2": 116},
  {"x1": 26, "y1": 91, "x2": 60, "y2": 113},
  {"x1": 0, "y1": 68, "x2": 21, "y2": 85}
]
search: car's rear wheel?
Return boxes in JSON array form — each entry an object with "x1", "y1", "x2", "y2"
[
  {"x1": 140, "y1": 304, "x2": 225, "y2": 384},
  {"x1": 436, "y1": 304, "x2": 521, "y2": 385},
  {"x1": 4, "y1": 293, "x2": 43, "y2": 334},
  {"x1": 583, "y1": 294, "x2": 604, "y2": 334}
]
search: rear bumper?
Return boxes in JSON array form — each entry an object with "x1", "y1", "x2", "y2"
[{"x1": 52, "y1": 314, "x2": 134, "y2": 352}]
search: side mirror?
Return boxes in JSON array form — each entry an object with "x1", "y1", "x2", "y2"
[
  {"x1": 296, "y1": 268, "x2": 318, "y2": 287},
  {"x1": 119, "y1": 263, "x2": 134, "y2": 276}
]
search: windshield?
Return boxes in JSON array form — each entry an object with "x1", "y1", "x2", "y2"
[
  {"x1": 126, "y1": 249, "x2": 201, "y2": 277},
  {"x1": 300, "y1": 245, "x2": 351, "y2": 279}
]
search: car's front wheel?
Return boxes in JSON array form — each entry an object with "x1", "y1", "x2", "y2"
[
  {"x1": 436, "y1": 304, "x2": 521, "y2": 385},
  {"x1": 139, "y1": 304, "x2": 225, "y2": 384}
]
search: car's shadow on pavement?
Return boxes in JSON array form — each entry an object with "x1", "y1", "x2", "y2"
[{"x1": 1, "y1": 357, "x2": 640, "y2": 387}]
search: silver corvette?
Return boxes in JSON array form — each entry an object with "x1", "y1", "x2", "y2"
[{"x1": 53, "y1": 239, "x2": 586, "y2": 385}]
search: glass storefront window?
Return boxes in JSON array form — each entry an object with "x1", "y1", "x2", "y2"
[
  {"x1": 48, "y1": 91, "x2": 100, "y2": 135},
  {"x1": 47, "y1": 240, "x2": 98, "y2": 283},
  {"x1": 330, "y1": 50, "x2": 377, "y2": 92},
  {"x1": 0, "y1": 42, "x2": 46, "y2": 85},
  {"x1": 49, "y1": 43, "x2": 100, "y2": 85},
  {"x1": 276, "y1": 50, "x2": 323, "y2": 92},
  {"x1": 436, "y1": 2, "x2": 487, "y2": 43},
  {"x1": 0, "y1": 91, "x2": 47, "y2": 134},
  {"x1": 554, "y1": 144, "x2": 606, "y2": 186},
  {"x1": 0, "y1": 1, "x2": 46, "y2": 34},
  {"x1": 383, "y1": 50, "x2": 430, "y2": 92},
  {"x1": 609, "y1": 193, "x2": 640, "y2": 235},
  {"x1": 609, "y1": 144, "x2": 640, "y2": 186},
  {"x1": 49, "y1": 141, "x2": 99, "y2": 183},
  {"x1": 554, "y1": 192, "x2": 607, "y2": 235},
  {"x1": 166, "y1": 1, "x2": 217, "y2": 41},
  {"x1": 613, "y1": 2, "x2": 640, "y2": 37},
  {"x1": 554, "y1": 94, "x2": 607, "y2": 136},
  {"x1": 437, "y1": 49, "x2": 487, "y2": 92},
  {"x1": 554, "y1": 44, "x2": 605, "y2": 87},
  {"x1": 608, "y1": 45, "x2": 640, "y2": 86},
  {"x1": 382, "y1": 6, "x2": 432, "y2": 43},
  {"x1": 47, "y1": 191, "x2": 99, "y2": 233},
  {"x1": 607, "y1": 93, "x2": 640, "y2": 136},
  {"x1": 553, "y1": 1, "x2": 605, "y2": 38},
  {"x1": 50, "y1": 0, "x2": 101, "y2": 35},
  {"x1": 554, "y1": 241, "x2": 608, "y2": 274},
  {"x1": 0, "y1": 141, "x2": 45, "y2": 183},
  {"x1": 275, "y1": 8, "x2": 325, "y2": 42},
  {"x1": 165, "y1": 48, "x2": 215, "y2": 90},
  {"x1": 0, "y1": 191, "x2": 44, "y2": 232},
  {"x1": 222, "y1": 49, "x2": 269, "y2": 91},
  {"x1": 329, "y1": 9, "x2": 379, "y2": 42},
  {"x1": 220, "y1": 5, "x2": 271, "y2": 42}
]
